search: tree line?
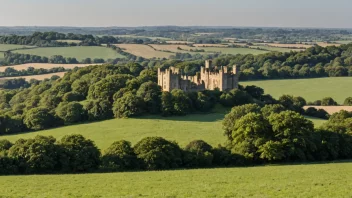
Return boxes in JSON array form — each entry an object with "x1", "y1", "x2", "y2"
[
  {"x1": 0, "y1": 66, "x2": 66, "y2": 78},
  {"x1": 0, "y1": 107, "x2": 351, "y2": 175}
]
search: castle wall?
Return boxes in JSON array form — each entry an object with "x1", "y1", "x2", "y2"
[{"x1": 158, "y1": 61, "x2": 239, "y2": 92}]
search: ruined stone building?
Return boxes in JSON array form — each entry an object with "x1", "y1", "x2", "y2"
[{"x1": 157, "y1": 60, "x2": 239, "y2": 92}]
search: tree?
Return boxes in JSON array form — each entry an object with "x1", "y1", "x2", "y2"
[
  {"x1": 344, "y1": 97, "x2": 352, "y2": 106},
  {"x1": 23, "y1": 107, "x2": 56, "y2": 130},
  {"x1": 134, "y1": 137, "x2": 182, "y2": 170},
  {"x1": 171, "y1": 89, "x2": 192, "y2": 115},
  {"x1": 58, "y1": 134, "x2": 100, "y2": 172},
  {"x1": 268, "y1": 111, "x2": 316, "y2": 161},
  {"x1": 222, "y1": 104, "x2": 261, "y2": 140},
  {"x1": 230, "y1": 113, "x2": 272, "y2": 161},
  {"x1": 321, "y1": 97, "x2": 338, "y2": 106},
  {"x1": 8, "y1": 136, "x2": 59, "y2": 173},
  {"x1": 161, "y1": 91, "x2": 173, "y2": 116},
  {"x1": 136, "y1": 82, "x2": 162, "y2": 114},
  {"x1": 84, "y1": 99, "x2": 113, "y2": 121},
  {"x1": 55, "y1": 102, "x2": 86, "y2": 124},
  {"x1": 183, "y1": 140, "x2": 214, "y2": 167},
  {"x1": 260, "y1": 104, "x2": 286, "y2": 117},
  {"x1": 102, "y1": 140, "x2": 138, "y2": 171},
  {"x1": 113, "y1": 93, "x2": 145, "y2": 118}
]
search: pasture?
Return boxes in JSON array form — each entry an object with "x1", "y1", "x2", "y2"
[
  {"x1": 1, "y1": 162, "x2": 351, "y2": 197},
  {"x1": 116, "y1": 44, "x2": 174, "y2": 59},
  {"x1": 0, "y1": 72, "x2": 66, "y2": 81},
  {"x1": 0, "y1": 52, "x2": 4, "y2": 60},
  {"x1": 199, "y1": 46, "x2": 270, "y2": 55},
  {"x1": 241, "y1": 77, "x2": 352, "y2": 104},
  {"x1": 0, "y1": 63, "x2": 102, "y2": 72},
  {"x1": 304, "y1": 106, "x2": 352, "y2": 114},
  {"x1": 12, "y1": 46, "x2": 124, "y2": 61},
  {"x1": 0, "y1": 44, "x2": 35, "y2": 51},
  {"x1": 0, "y1": 113, "x2": 326, "y2": 151}
]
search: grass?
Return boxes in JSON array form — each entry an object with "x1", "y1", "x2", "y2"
[
  {"x1": 0, "y1": 52, "x2": 4, "y2": 60},
  {"x1": 0, "y1": 161, "x2": 351, "y2": 197},
  {"x1": 0, "y1": 44, "x2": 35, "y2": 51},
  {"x1": 241, "y1": 77, "x2": 352, "y2": 104},
  {"x1": 12, "y1": 46, "x2": 124, "y2": 61},
  {"x1": 0, "y1": 112, "x2": 325, "y2": 151}
]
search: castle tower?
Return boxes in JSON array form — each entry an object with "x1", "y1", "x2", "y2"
[{"x1": 205, "y1": 59, "x2": 212, "y2": 69}]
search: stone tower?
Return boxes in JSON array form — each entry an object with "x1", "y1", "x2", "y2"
[{"x1": 158, "y1": 60, "x2": 239, "y2": 92}]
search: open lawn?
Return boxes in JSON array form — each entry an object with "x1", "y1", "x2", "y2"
[
  {"x1": 12, "y1": 46, "x2": 124, "y2": 61},
  {"x1": 0, "y1": 63, "x2": 102, "y2": 71},
  {"x1": 116, "y1": 44, "x2": 174, "y2": 59},
  {"x1": 0, "y1": 113, "x2": 325, "y2": 151},
  {"x1": 0, "y1": 72, "x2": 66, "y2": 81},
  {"x1": 0, "y1": 44, "x2": 35, "y2": 51},
  {"x1": 0, "y1": 161, "x2": 351, "y2": 197},
  {"x1": 241, "y1": 77, "x2": 352, "y2": 104}
]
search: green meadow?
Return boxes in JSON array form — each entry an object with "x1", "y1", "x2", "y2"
[
  {"x1": 13, "y1": 46, "x2": 125, "y2": 61},
  {"x1": 0, "y1": 44, "x2": 35, "y2": 51},
  {"x1": 0, "y1": 161, "x2": 351, "y2": 197},
  {"x1": 0, "y1": 113, "x2": 326, "y2": 150},
  {"x1": 241, "y1": 77, "x2": 352, "y2": 104}
]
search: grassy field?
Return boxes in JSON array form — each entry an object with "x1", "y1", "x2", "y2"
[
  {"x1": 198, "y1": 46, "x2": 270, "y2": 55},
  {"x1": 0, "y1": 52, "x2": 4, "y2": 60},
  {"x1": 0, "y1": 63, "x2": 102, "y2": 72},
  {"x1": 0, "y1": 72, "x2": 66, "y2": 81},
  {"x1": 241, "y1": 77, "x2": 352, "y2": 104},
  {"x1": 1, "y1": 161, "x2": 351, "y2": 197},
  {"x1": 13, "y1": 46, "x2": 124, "y2": 61},
  {"x1": 0, "y1": 44, "x2": 35, "y2": 51},
  {"x1": 0, "y1": 113, "x2": 326, "y2": 150}
]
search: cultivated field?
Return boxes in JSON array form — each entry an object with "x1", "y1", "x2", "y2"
[
  {"x1": 116, "y1": 44, "x2": 174, "y2": 59},
  {"x1": 0, "y1": 72, "x2": 66, "y2": 81},
  {"x1": 12, "y1": 46, "x2": 124, "y2": 60},
  {"x1": 113, "y1": 35, "x2": 171, "y2": 40},
  {"x1": 254, "y1": 43, "x2": 313, "y2": 49},
  {"x1": 199, "y1": 46, "x2": 269, "y2": 55},
  {"x1": 1, "y1": 162, "x2": 351, "y2": 197},
  {"x1": 193, "y1": 44, "x2": 229, "y2": 47},
  {"x1": 149, "y1": 44, "x2": 194, "y2": 53},
  {"x1": 250, "y1": 46, "x2": 302, "y2": 53},
  {"x1": 241, "y1": 77, "x2": 352, "y2": 104},
  {"x1": 0, "y1": 113, "x2": 325, "y2": 150},
  {"x1": 304, "y1": 106, "x2": 352, "y2": 114},
  {"x1": 165, "y1": 40, "x2": 194, "y2": 44},
  {"x1": 0, "y1": 63, "x2": 102, "y2": 72},
  {"x1": 316, "y1": 42, "x2": 341, "y2": 47},
  {"x1": 56, "y1": 40, "x2": 82, "y2": 44},
  {"x1": 0, "y1": 44, "x2": 35, "y2": 51}
]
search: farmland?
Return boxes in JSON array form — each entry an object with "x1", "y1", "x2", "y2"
[
  {"x1": 0, "y1": 72, "x2": 65, "y2": 80},
  {"x1": 1, "y1": 161, "x2": 351, "y2": 197},
  {"x1": 241, "y1": 77, "x2": 352, "y2": 104},
  {"x1": 116, "y1": 44, "x2": 173, "y2": 58},
  {"x1": 304, "y1": 106, "x2": 352, "y2": 114},
  {"x1": 56, "y1": 39, "x2": 82, "y2": 44},
  {"x1": 12, "y1": 46, "x2": 124, "y2": 60},
  {"x1": 0, "y1": 63, "x2": 102, "y2": 72}
]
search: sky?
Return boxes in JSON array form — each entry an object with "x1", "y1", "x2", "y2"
[{"x1": 0, "y1": 0, "x2": 351, "y2": 28}]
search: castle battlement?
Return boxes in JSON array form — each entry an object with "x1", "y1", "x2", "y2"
[{"x1": 158, "y1": 60, "x2": 239, "y2": 92}]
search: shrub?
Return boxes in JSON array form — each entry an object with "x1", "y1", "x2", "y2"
[
  {"x1": 321, "y1": 97, "x2": 338, "y2": 106},
  {"x1": 113, "y1": 93, "x2": 145, "y2": 118},
  {"x1": 344, "y1": 97, "x2": 352, "y2": 106},
  {"x1": 8, "y1": 136, "x2": 60, "y2": 173},
  {"x1": 23, "y1": 107, "x2": 56, "y2": 130},
  {"x1": 58, "y1": 134, "x2": 101, "y2": 172},
  {"x1": 102, "y1": 140, "x2": 139, "y2": 171},
  {"x1": 183, "y1": 140, "x2": 214, "y2": 167},
  {"x1": 55, "y1": 102, "x2": 86, "y2": 124},
  {"x1": 134, "y1": 137, "x2": 182, "y2": 170}
]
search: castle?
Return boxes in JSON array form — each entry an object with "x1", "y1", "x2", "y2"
[{"x1": 158, "y1": 60, "x2": 239, "y2": 92}]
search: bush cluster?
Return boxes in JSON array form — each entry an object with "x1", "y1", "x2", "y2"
[{"x1": 0, "y1": 135, "x2": 245, "y2": 175}]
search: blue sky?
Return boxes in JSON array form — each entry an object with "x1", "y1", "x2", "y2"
[{"x1": 1, "y1": 0, "x2": 351, "y2": 28}]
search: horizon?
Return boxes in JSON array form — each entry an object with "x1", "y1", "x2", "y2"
[{"x1": 1, "y1": 0, "x2": 351, "y2": 28}]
